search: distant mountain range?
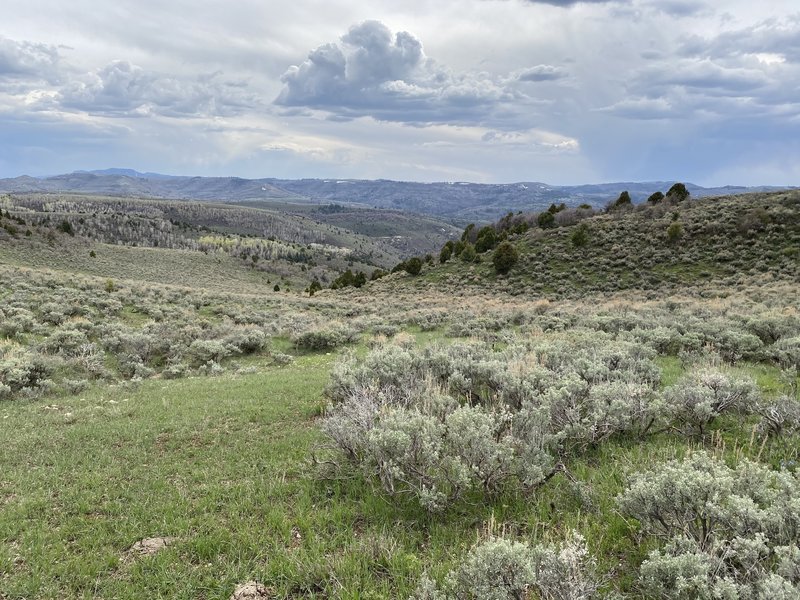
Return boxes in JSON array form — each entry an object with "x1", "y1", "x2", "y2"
[{"x1": 0, "y1": 169, "x2": 792, "y2": 222}]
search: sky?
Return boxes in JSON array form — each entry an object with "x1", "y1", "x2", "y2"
[{"x1": 1, "y1": 0, "x2": 798, "y2": 185}]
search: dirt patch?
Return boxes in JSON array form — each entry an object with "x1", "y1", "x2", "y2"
[
  {"x1": 126, "y1": 536, "x2": 177, "y2": 559},
  {"x1": 290, "y1": 526, "x2": 302, "y2": 549},
  {"x1": 230, "y1": 581, "x2": 272, "y2": 599}
]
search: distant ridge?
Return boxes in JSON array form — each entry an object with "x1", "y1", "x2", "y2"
[{"x1": 0, "y1": 169, "x2": 793, "y2": 222}]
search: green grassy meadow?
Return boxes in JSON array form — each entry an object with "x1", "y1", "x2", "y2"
[
  {"x1": 2, "y1": 333, "x2": 797, "y2": 598},
  {"x1": 2, "y1": 190, "x2": 799, "y2": 598}
]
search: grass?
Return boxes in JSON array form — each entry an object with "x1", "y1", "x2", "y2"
[
  {"x1": 2, "y1": 189, "x2": 799, "y2": 598},
  {"x1": 1, "y1": 355, "x2": 331, "y2": 599},
  {"x1": 3, "y1": 337, "x2": 797, "y2": 599}
]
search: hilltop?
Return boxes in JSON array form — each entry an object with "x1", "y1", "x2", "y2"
[
  {"x1": 377, "y1": 189, "x2": 800, "y2": 298},
  {"x1": 0, "y1": 169, "x2": 792, "y2": 222}
]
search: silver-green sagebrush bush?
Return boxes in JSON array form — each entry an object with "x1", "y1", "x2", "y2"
[
  {"x1": 618, "y1": 452, "x2": 800, "y2": 598},
  {"x1": 411, "y1": 532, "x2": 600, "y2": 600},
  {"x1": 322, "y1": 335, "x2": 666, "y2": 510},
  {"x1": 663, "y1": 368, "x2": 760, "y2": 433},
  {"x1": 754, "y1": 394, "x2": 800, "y2": 437}
]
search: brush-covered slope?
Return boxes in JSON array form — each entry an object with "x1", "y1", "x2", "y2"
[
  {"x1": 0, "y1": 194, "x2": 405, "y2": 292},
  {"x1": 389, "y1": 190, "x2": 800, "y2": 298}
]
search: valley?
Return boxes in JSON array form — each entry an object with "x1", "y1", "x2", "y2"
[{"x1": 1, "y1": 187, "x2": 799, "y2": 599}]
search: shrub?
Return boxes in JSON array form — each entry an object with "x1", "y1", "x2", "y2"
[
  {"x1": 666, "y1": 182, "x2": 690, "y2": 202},
  {"x1": 331, "y1": 269, "x2": 367, "y2": 289},
  {"x1": 187, "y1": 339, "x2": 232, "y2": 366},
  {"x1": 754, "y1": 394, "x2": 800, "y2": 437},
  {"x1": 461, "y1": 223, "x2": 477, "y2": 243},
  {"x1": 663, "y1": 368, "x2": 759, "y2": 433},
  {"x1": 413, "y1": 532, "x2": 600, "y2": 600},
  {"x1": 439, "y1": 244, "x2": 452, "y2": 263},
  {"x1": 58, "y1": 220, "x2": 74, "y2": 235},
  {"x1": 608, "y1": 191, "x2": 632, "y2": 212},
  {"x1": 647, "y1": 191, "x2": 665, "y2": 204},
  {"x1": 666, "y1": 221, "x2": 683, "y2": 243},
  {"x1": 322, "y1": 334, "x2": 664, "y2": 509},
  {"x1": 0, "y1": 348, "x2": 54, "y2": 396},
  {"x1": 570, "y1": 223, "x2": 590, "y2": 248},
  {"x1": 223, "y1": 326, "x2": 268, "y2": 354},
  {"x1": 404, "y1": 257, "x2": 423, "y2": 276},
  {"x1": 439, "y1": 538, "x2": 536, "y2": 599},
  {"x1": 293, "y1": 323, "x2": 357, "y2": 351},
  {"x1": 474, "y1": 226, "x2": 498, "y2": 253},
  {"x1": 768, "y1": 336, "x2": 800, "y2": 369},
  {"x1": 307, "y1": 279, "x2": 322, "y2": 296},
  {"x1": 492, "y1": 242, "x2": 519, "y2": 274},
  {"x1": 370, "y1": 269, "x2": 388, "y2": 281},
  {"x1": 619, "y1": 452, "x2": 800, "y2": 598},
  {"x1": 537, "y1": 211, "x2": 556, "y2": 229},
  {"x1": 460, "y1": 243, "x2": 477, "y2": 263}
]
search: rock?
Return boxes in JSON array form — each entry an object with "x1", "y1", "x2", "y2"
[{"x1": 230, "y1": 581, "x2": 271, "y2": 599}]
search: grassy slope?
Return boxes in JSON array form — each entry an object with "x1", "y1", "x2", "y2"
[
  {"x1": 404, "y1": 191, "x2": 800, "y2": 298},
  {"x1": 0, "y1": 236, "x2": 282, "y2": 295},
  {"x1": 1, "y1": 190, "x2": 799, "y2": 599}
]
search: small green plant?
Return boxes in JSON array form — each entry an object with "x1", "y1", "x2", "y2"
[
  {"x1": 666, "y1": 221, "x2": 683, "y2": 242},
  {"x1": 570, "y1": 223, "x2": 590, "y2": 248},
  {"x1": 104, "y1": 279, "x2": 115, "y2": 293}
]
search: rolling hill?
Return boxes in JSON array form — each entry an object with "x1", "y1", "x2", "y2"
[{"x1": 1, "y1": 170, "x2": 792, "y2": 223}]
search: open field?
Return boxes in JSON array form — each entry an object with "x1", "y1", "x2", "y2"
[{"x1": 1, "y1": 190, "x2": 799, "y2": 598}]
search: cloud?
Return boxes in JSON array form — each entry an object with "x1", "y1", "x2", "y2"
[
  {"x1": 517, "y1": 64, "x2": 568, "y2": 81},
  {"x1": 523, "y1": 0, "x2": 624, "y2": 5},
  {"x1": 600, "y1": 96, "x2": 681, "y2": 120},
  {"x1": 641, "y1": 59, "x2": 768, "y2": 94},
  {"x1": 682, "y1": 15, "x2": 800, "y2": 63},
  {"x1": 57, "y1": 60, "x2": 259, "y2": 117},
  {"x1": 275, "y1": 20, "x2": 514, "y2": 124},
  {"x1": 0, "y1": 36, "x2": 64, "y2": 85}
]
